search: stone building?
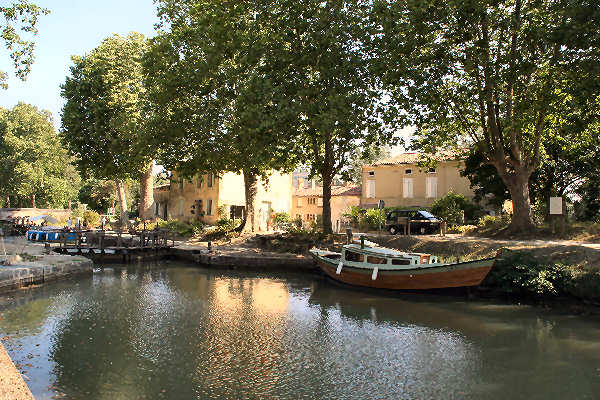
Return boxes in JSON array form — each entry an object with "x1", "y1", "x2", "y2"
[
  {"x1": 153, "y1": 171, "x2": 292, "y2": 231},
  {"x1": 361, "y1": 152, "x2": 474, "y2": 208},
  {"x1": 291, "y1": 178, "x2": 361, "y2": 232}
]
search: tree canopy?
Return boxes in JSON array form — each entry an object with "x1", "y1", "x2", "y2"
[
  {"x1": 0, "y1": 0, "x2": 49, "y2": 88},
  {"x1": 374, "y1": 0, "x2": 600, "y2": 231},
  {"x1": 61, "y1": 32, "x2": 152, "y2": 223},
  {"x1": 261, "y1": 0, "x2": 394, "y2": 233},
  {"x1": 145, "y1": 0, "x2": 302, "y2": 230},
  {"x1": 0, "y1": 103, "x2": 80, "y2": 208}
]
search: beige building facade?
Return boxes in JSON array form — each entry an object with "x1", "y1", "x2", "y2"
[
  {"x1": 153, "y1": 171, "x2": 292, "y2": 230},
  {"x1": 361, "y1": 153, "x2": 474, "y2": 208},
  {"x1": 291, "y1": 179, "x2": 361, "y2": 232}
]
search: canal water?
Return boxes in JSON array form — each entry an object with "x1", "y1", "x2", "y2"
[{"x1": 0, "y1": 262, "x2": 599, "y2": 400}]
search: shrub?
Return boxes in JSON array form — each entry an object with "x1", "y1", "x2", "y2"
[
  {"x1": 359, "y1": 208, "x2": 386, "y2": 230},
  {"x1": 216, "y1": 218, "x2": 239, "y2": 232},
  {"x1": 431, "y1": 191, "x2": 482, "y2": 225},
  {"x1": 484, "y1": 251, "x2": 575, "y2": 297},
  {"x1": 342, "y1": 206, "x2": 362, "y2": 225},
  {"x1": 83, "y1": 210, "x2": 101, "y2": 228},
  {"x1": 156, "y1": 219, "x2": 205, "y2": 237},
  {"x1": 477, "y1": 214, "x2": 511, "y2": 229},
  {"x1": 271, "y1": 212, "x2": 291, "y2": 230}
]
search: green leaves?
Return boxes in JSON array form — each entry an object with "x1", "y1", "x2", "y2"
[
  {"x1": 375, "y1": 0, "x2": 600, "y2": 230},
  {"x1": 146, "y1": 1, "x2": 302, "y2": 179},
  {"x1": 61, "y1": 32, "x2": 151, "y2": 181},
  {"x1": 0, "y1": 103, "x2": 80, "y2": 208},
  {"x1": 0, "y1": 0, "x2": 49, "y2": 88}
]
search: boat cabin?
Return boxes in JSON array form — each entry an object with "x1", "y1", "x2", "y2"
[{"x1": 342, "y1": 243, "x2": 439, "y2": 268}]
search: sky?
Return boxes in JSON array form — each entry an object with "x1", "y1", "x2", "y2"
[{"x1": 0, "y1": 0, "x2": 160, "y2": 128}]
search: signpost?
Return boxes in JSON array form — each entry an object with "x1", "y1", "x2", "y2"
[
  {"x1": 549, "y1": 197, "x2": 564, "y2": 234},
  {"x1": 378, "y1": 200, "x2": 385, "y2": 236}
]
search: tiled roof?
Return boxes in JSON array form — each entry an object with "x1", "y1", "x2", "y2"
[
  {"x1": 369, "y1": 150, "x2": 465, "y2": 166},
  {"x1": 294, "y1": 185, "x2": 361, "y2": 197}
]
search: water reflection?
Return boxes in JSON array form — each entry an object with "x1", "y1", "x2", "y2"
[{"x1": 0, "y1": 263, "x2": 599, "y2": 400}]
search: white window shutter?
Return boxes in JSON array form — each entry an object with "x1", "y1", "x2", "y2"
[
  {"x1": 297, "y1": 197, "x2": 303, "y2": 207},
  {"x1": 367, "y1": 180, "x2": 375, "y2": 198},
  {"x1": 317, "y1": 197, "x2": 323, "y2": 207},
  {"x1": 403, "y1": 178, "x2": 413, "y2": 198},
  {"x1": 426, "y1": 177, "x2": 438, "y2": 198}
]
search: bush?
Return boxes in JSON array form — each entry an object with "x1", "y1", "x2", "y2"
[
  {"x1": 484, "y1": 251, "x2": 574, "y2": 297},
  {"x1": 431, "y1": 191, "x2": 482, "y2": 225},
  {"x1": 359, "y1": 208, "x2": 386, "y2": 231},
  {"x1": 156, "y1": 219, "x2": 205, "y2": 237},
  {"x1": 83, "y1": 210, "x2": 101, "y2": 228},
  {"x1": 477, "y1": 214, "x2": 511, "y2": 229},
  {"x1": 342, "y1": 206, "x2": 385, "y2": 231},
  {"x1": 271, "y1": 212, "x2": 291, "y2": 230},
  {"x1": 216, "y1": 217, "x2": 239, "y2": 232},
  {"x1": 342, "y1": 206, "x2": 362, "y2": 225}
]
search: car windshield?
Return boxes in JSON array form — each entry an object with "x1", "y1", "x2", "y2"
[{"x1": 419, "y1": 211, "x2": 436, "y2": 219}]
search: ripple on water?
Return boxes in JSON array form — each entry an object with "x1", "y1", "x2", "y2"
[{"x1": 0, "y1": 265, "x2": 599, "y2": 400}]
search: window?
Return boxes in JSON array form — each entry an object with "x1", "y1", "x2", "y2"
[
  {"x1": 308, "y1": 198, "x2": 316, "y2": 205},
  {"x1": 317, "y1": 197, "x2": 323, "y2": 207},
  {"x1": 297, "y1": 197, "x2": 303, "y2": 207},
  {"x1": 296, "y1": 214, "x2": 301, "y2": 219},
  {"x1": 196, "y1": 175, "x2": 202, "y2": 188},
  {"x1": 306, "y1": 213, "x2": 315, "y2": 221},
  {"x1": 178, "y1": 199, "x2": 184, "y2": 216},
  {"x1": 207, "y1": 173, "x2": 214, "y2": 187},
  {"x1": 367, "y1": 256, "x2": 387, "y2": 264},
  {"x1": 345, "y1": 251, "x2": 364, "y2": 262},
  {"x1": 367, "y1": 180, "x2": 375, "y2": 198},
  {"x1": 179, "y1": 179, "x2": 184, "y2": 190},
  {"x1": 428, "y1": 168, "x2": 437, "y2": 173},
  {"x1": 403, "y1": 178, "x2": 413, "y2": 198},
  {"x1": 155, "y1": 202, "x2": 159, "y2": 216},
  {"x1": 426, "y1": 176, "x2": 438, "y2": 198},
  {"x1": 405, "y1": 169, "x2": 412, "y2": 175},
  {"x1": 206, "y1": 199, "x2": 213, "y2": 216},
  {"x1": 368, "y1": 171, "x2": 375, "y2": 176},
  {"x1": 392, "y1": 258, "x2": 411, "y2": 265}
]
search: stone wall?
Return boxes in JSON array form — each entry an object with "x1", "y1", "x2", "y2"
[{"x1": 0, "y1": 208, "x2": 71, "y2": 221}]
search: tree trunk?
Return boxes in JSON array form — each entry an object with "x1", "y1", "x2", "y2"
[
  {"x1": 31, "y1": 194, "x2": 36, "y2": 208},
  {"x1": 139, "y1": 164, "x2": 154, "y2": 220},
  {"x1": 322, "y1": 172, "x2": 333, "y2": 234},
  {"x1": 238, "y1": 170, "x2": 258, "y2": 233},
  {"x1": 5, "y1": 196, "x2": 10, "y2": 208},
  {"x1": 116, "y1": 179, "x2": 129, "y2": 227},
  {"x1": 502, "y1": 171, "x2": 536, "y2": 232},
  {"x1": 321, "y1": 136, "x2": 334, "y2": 235}
]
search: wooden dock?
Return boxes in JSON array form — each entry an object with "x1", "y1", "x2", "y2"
[{"x1": 50, "y1": 229, "x2": 174, "y2": 263}]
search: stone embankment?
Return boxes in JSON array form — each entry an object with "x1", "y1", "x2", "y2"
[
  {"x1": 0, "y1": 343, "x2": 34, "y2": 400},
  {"x1": 1, "y1": 239, "x2": 93, "y2": 400},
  {"x1": 172, "y1": 245, "x2": 316, "y2": 271}
]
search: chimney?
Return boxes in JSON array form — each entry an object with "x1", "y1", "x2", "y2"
[{"x1": 298, "y1": 177, "x2": 304, "y2": 189}]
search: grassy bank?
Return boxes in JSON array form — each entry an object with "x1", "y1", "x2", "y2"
[
  {"x1": 249, "y1": 232, "x2": 600, "y2": 307},
  {"x1": 367, "y1": 235, "x2": 600, "y2": 306}
]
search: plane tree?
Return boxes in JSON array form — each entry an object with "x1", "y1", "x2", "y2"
[
  {"x1": 267, "y1": 0, "x2": 394, "y2": 234},
  {"x1": 0, "y1": 0, "x2": 49, "y2": 88},
  {"x1": 0, "y1": 103, "x2": 80, "y2": 208},
  {"x1": 61, "y1": 32, "x2": 154, "y2": 224},
  {"x1": 373, "y1": 0, "x2": 600, "y2": 232},
  {"x1": 145, "y1": 0, "x2": 301, "y2": 231}
]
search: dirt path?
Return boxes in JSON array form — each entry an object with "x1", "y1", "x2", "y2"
[{"x1": 365, "y1": 233, "x2": 600, "y2": 267}]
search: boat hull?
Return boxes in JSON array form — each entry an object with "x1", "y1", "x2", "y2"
[{"x1": 312, "y1": 255, "x2": 494, "y2": 290}]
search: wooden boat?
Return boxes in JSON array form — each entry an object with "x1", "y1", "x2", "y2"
[{"x1": 309, "y1": 239, "x2": 495, "y2": 290}]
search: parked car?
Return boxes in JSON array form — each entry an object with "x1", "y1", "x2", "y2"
[{"x1": 386, "y1": 209, "x2": 441, "y2": 235}]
